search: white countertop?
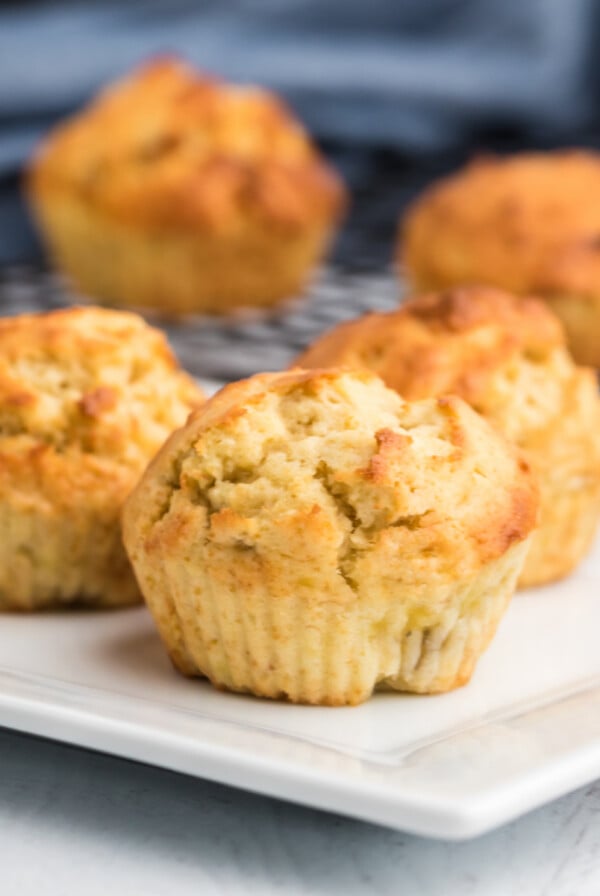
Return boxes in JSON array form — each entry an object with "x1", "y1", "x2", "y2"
[{"x1": 1, "y1": 728, "x2": 599, "y2": 895}]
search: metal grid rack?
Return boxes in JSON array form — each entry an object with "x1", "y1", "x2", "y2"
[{"x1": 0, "y1": 265, "x2": 401, "y2": 383}]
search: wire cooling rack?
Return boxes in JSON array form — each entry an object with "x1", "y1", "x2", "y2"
[{"x1": 0, "y1": 265, "x2": 401, "y2": 382}]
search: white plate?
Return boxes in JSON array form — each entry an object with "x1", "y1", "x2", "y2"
[{"x1": 0, "y1": 536, "x2": 599, "y2": 840}]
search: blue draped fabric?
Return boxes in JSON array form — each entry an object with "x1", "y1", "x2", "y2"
[{"x1": 0, "y1": 0, "x2": 597, "y2": 261}]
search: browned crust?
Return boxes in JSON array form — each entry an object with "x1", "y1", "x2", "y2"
[
  {"x1": 126, "y1": 366, "x2": 538, "y2": 572},
  {"x1": 0, "y1": 305, "x2": 204, "y2": 609},
  {"x1": 403, "y1": 286, "x2": 562, "y2": 343},
  {"x1": 183, "y1": 365, "x2": 379, "y2": 436},
  {"x1": 0, "y1": 304, "x2": 203, "y2": 501},
  {"x1": 365, "y1": 428, "x2": 412, "y2": 482},
  {"x1": 401, "y1": 149, "x2": 600, "y2": 300},
  {"x1": 0, "y1": 305, "x2": 201, "y2": 454},
  {"x1": 477, "y1": 479, "x2": 539, "y2": 565},
  {"x1": 295, "y1": 287, "x2": 600, "y2": 585},
  {"x1": 295, "y1": 286, "x2": 564, "y2": 403},
  {"x1": 27, "y1": 57, "x2": 346, "y2": 235},
  {"x1": 122, "y1": 366, "x2": 538, "y2": 702},
  {"x1": 0, "y1": 305, "x2": 179, "y2": 371},
  {"x1": 78, "y1": 386, "x2": 118, "y2": 417}
]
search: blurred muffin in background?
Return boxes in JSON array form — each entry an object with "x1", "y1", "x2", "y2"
[
  {"x1": 123, "y1": 368, "x2": 536, "y2": 705},
  {"x1": 296, "y1": 286, "x2": 600, "y2": 587},
  {"x1": 400, "y1": 150, "x2": 600, "y2": 366},
  {"x1": 27, "y1": 57, "x2": 346, "y2": 316},
  {"x1": 0, "y1": 306, "x2": 203, "y2": 610}
]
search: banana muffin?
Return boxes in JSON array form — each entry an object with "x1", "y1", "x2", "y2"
[
  {"x1": 401, "y1": 150, "x2": 600, "y2": 366},
  {"x1": 0, "y1": 306, "x2": 203, "y2": 610},
  {"x1": 297, "y1": 287, "x2": 600, "y2": 586},
  {"x1": 123, "y1": 367, "x2": 536, "y2": 705},
  {"x1": 27, "y1": 58, "x2": 346, "y2": 316}
]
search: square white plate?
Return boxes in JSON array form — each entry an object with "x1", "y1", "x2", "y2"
[{"x1": 0, "y1": 534, "x2": 599, "y2": 840}]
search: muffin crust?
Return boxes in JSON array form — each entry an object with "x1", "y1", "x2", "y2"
[
  {"x1": 401, "y1": 150, "x2": 600, "y2": 365},
  {"x1": 0, "y1": 306, "x2": 203, "y2": 609},
  {"x1": 27, "y1": 58, "x2": 346, "y2": 315},
  {"x1": 296, "y1": 287, "x2": 600, "y2": 586},
  {"x1": 123, "y1": 368, "x2": 536, "y2": 704}
]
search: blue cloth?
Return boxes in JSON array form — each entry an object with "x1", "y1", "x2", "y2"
[{"x1": 0, "y1": 0, "x2": 598, "y2": 262}]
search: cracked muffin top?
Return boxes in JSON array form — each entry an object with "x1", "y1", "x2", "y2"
[
  {"x1": 27, "y1": 57, "x2": 346, "y2": 234},
  {"x1": 0, "y1": 306, "x2": 203, "y2": 472},
  {"x1": 295, "y1": 286, "x2": 596, "y2": 448},
  {"x1": 401, "y1": 150, "x2": 600, "y2": 295},
  {"x1": 123, "y1": 367, "x2": 537, "y2": 584}
]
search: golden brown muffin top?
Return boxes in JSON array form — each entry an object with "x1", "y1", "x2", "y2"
[
  {"x1": 402, "y1": 150, "x2": 600, "y2": 297},
  {"x1": 124, "y1": 367, "x2": 537, "y2": 579},
  {"x1": 0, "y1": 306, "x2": 202, "y2": 473},
  {"x1": 28, "y1": 58, "x2": 346, "y2": 234},
  {"x1": 295, "y1": 286, "x2": 600, "y2": 450}
]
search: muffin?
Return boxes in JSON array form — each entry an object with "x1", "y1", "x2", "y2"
[
  {"x1": 122, "y1": 368, "x2": 536, "y2": 705},
  {"x1": 296, "y1": 287, "x2": 600, "y2": 587},
  {"x1": 0, "y1": 306, "x2": 203, "y2": 610},
  {"x1": 401, "y1": 150, "x2": 600, "y2": 366},
  {"x1": 27, "y1": 58, "x2": 346, "y2": 316}
]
